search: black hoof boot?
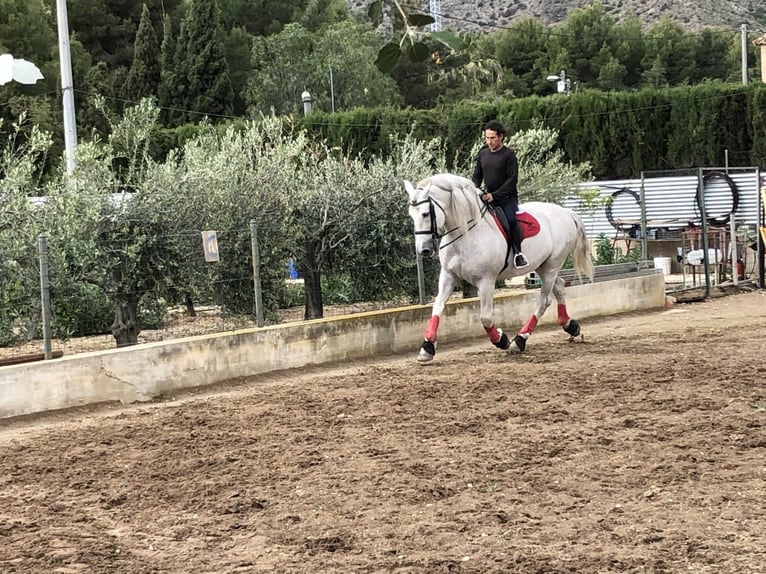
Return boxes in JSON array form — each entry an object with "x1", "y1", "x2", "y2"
[
  {"x1": 493, "y1": 331, "x2": 510, "y2": 350},
  {"x1": 510, "y1": 334, "x2": 527, "y2": 353},
  {"x1": 564, "y1": 319, "x2": 581, "y2": 337}
]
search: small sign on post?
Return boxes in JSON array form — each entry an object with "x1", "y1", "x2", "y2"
[{"x1": 201, "y1": 230, "x2": 220, "y2": 262}]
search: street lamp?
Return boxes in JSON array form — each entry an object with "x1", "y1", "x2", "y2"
[
  {"x1": 546, "y1": 69, "x2": 572, "y2": 95},
  {"x1": 301, "y1": 90, "x2": 312, "y2": 115}
]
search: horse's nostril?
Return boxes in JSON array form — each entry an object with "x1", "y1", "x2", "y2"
[{"x1": 422, "y1": 249, "x2": 432, "y2": 257}]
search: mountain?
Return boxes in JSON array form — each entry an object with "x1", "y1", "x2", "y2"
[{"x1": 348, "y1": 0, "x2": 766, "y2": 32}]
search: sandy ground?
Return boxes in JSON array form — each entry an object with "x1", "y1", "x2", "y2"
[{"x1": 0, "y1": 291, "x2": 765, "y2": 573}]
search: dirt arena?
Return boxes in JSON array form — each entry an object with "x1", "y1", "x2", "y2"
[{"x1": 1, "y1": 290, "x2": 764, "y2": 573}]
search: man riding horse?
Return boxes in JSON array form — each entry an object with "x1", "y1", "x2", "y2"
[{"x1": 471, "y1": 119, "x2": 529, "y2": 269}]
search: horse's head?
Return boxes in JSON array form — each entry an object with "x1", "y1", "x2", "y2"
[{"x1": 404, "y1": 179, "x2": 443, "y2": 257}]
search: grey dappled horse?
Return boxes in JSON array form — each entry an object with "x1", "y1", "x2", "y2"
[{"x1": 405, "y1": 173, "x2": 594, "y2": 362}]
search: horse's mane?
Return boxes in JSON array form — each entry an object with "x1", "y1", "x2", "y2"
[{"x1": 418, "y1": 173, "x2": 481, "y2": 234}]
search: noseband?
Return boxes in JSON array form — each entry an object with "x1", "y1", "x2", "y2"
[{"x1": 411, "y1": 196, "x2": 443, "y2": 241}]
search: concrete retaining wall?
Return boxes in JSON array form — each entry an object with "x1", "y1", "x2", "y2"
[{"x1": 0, "y1": 274, "x2": 665, "y2": 419}]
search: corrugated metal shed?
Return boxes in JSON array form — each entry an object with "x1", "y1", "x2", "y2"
[{"x1": 561, "y1": 168, "x2": 761, "y2": 239}]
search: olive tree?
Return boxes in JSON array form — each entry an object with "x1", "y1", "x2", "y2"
[
  {"x1": 287, "y1": 130, "x2": 444, "y2": 319},
  {"x1": 0, "y1": 116, "x2": 51, "y2": 345}
]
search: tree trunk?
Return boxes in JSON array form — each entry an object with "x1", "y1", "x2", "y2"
[
  {"x1": 108, "y1": 265, "x2": 141, "y2": 347},
  {"x1": 303, "y1": 267, "x2": 324, "y2": 320},
  {"x1": 184, "y1": 291, "x2": 196, "y2": 317},
  {"x1": 301, "y1": 240, "x2": 324, "y2": 320},
  {"x1": 111, "y1": 294, "x2": 141, "y2": 347}
]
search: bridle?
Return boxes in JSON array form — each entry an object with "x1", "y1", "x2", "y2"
[{"x1": 410, "y1": 187, "x2": 486, "y2": 249}]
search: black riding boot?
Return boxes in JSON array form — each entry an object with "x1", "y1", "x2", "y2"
[{"x1": 511, "y1": 223, "x2": 529, "y2": 268}]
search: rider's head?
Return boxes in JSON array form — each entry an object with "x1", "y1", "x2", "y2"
[{"x1": 483, "y1": 120, "x2": 506, "y2": 152}]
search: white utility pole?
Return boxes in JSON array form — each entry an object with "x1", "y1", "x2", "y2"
[
  {"x1": 429, "y1": 0, "x2": 442, "y2": 32},
  {"x1": 742, "y1": 23, "x2": 749, "y2": 85},
  {"x1": 56, "y1": 0, "x2": 78, "y2": 174}
]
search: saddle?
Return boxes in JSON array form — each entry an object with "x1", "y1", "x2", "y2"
[
  {"x1": 488, "y1": 205, "x2": 541, "y2": 243},
  {"x1": 488, "y1": 205, "x2": 541, "y2": 273}
]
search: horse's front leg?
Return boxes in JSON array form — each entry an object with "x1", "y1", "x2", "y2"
[
  {"x1": 479, "y1": 277, "x2": 510, "y2": 351},
  {"x1": 418, "y1": 269, "x2": 458, "y2": 362},
  {"x1": 509, "y1": 270, "x2": 557, "y2": 353}
]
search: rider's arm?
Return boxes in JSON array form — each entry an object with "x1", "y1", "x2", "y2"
[{"x1": 471, "y1": 153, "x2": 484, "y2": 189}]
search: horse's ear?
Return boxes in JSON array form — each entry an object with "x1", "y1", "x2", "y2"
[{"x1": 403, "y1": 180, "x2": 416, "y2": 200}]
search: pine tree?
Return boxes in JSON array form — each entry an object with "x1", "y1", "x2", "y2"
[
  {"x1": 168, "y1": 0, "x2": 234, "y2": 125},
  {"x1": 157, "y1": 14, "x2": 176, "y2": 124},
  {"x1": 124, "y1": 4, "x2": 161, "y2": 105}
]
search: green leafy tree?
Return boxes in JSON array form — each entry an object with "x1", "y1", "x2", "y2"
[
  {"x1": 0, "y1": 0, "x2": 58, "y2": 131},
  {"x1": 0, "y1": 0, "x2": 55, "y2": 65},
  {"x1": 124, "y1": 4, "x2": 161, "y2": 105},
  {"x1": 298, "y1": 0, "x2": 349, "y2": 32},
  {"x1": 640, "y1": 17, "x2": 698, "y2": 87},
  {"x1": 596, "y1": 50, "x2": 627, "y2": 91},
  {"x1": 40, "y1": 99, "x2": 173, "y2": 346},
  {"x1": 167, "y1": 0, "x2": 234, "y2": 125},
  {"x1": 246, "y1": 21, "x2": 400, "y2": 117},
  {"x1": 157, "y1": 14, "x2": 176, "y2": 123},
  {"x1": 368, "y1": 0, "x2": 465, "y2": 74},
  {"x1": 611, "y1": 15, "x2": 645, "y2": 88},
  {"x1": 428, "y1": 33, "x2": 503, "y2": 102},
  {"x1": 289, "y1": 131, "x2": 442, "y2": 319},
  {"x1": 224, "y1": 26, "x2": 254, "y2": 116},
  {"x1": 554, "y1": 0, "x2": 618, "y2": 88},
  {"x1": 218, "y1": 0, "x2": 303, "y2": 36},
  {"x1": 494, "y1": 17, "x2": 551, "y2": 96},
  {"x1": 48, "y1": 0, "x2": 184, "y2": 70},
  {"x1": 0, "y1": 115, "x2": 51, "y2": 345}
]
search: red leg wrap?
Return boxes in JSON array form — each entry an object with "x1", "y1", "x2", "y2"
[
  {"x1": 557, "y1": 304, "x2": 570, "y2": 326},
  {"x1": 424, "y1": 316, "x2": 440, "y2": 342},
  {"x1": 520, "y1": 315, "x2": 538, "y2": 335},
  {"x1": 485, "y1": 324, "x2": 502, "y2": 344}
]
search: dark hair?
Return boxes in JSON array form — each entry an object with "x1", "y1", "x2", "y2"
[{"x1": 483, "y1": 120, "x2": 506, "y2": 137}]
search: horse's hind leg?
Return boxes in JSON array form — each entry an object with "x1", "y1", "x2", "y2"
[
  {"x1": 509, "y1": 269, "x2": 558, "y2": 353},
  {"x1": 552, "y1": 275, "x2": 582, "y2": 339}
]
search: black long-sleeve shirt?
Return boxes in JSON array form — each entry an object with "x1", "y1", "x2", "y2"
[{"x1": 471, "y1": 145, "x2": 519, "y2": 205}]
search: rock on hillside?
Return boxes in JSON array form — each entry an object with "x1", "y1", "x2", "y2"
[{"x1": 347, "y1": 0, "x2": 763, "y2": 32}]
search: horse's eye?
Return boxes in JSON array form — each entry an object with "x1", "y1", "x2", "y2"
[{"x1": 422, "y1": 212, "x2": 429, "y2": 218}]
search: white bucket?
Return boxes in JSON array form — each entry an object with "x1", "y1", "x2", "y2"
[{"x1": 653, "y1": 256, "x2": 671, "y2": 276}]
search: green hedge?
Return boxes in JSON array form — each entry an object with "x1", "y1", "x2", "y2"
[{"x1": 151, "y1": 82, "x2": 766, "y2": 179}]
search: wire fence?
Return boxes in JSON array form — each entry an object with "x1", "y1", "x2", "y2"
[{"x1": 0, "y1": 222, "x2": 438, "y2": 365}]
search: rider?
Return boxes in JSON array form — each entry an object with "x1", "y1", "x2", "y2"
[{"x1": 471, "y1": 120, "x2": 529, "y2": 269}]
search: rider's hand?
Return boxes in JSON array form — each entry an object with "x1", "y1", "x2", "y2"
[{"x1": 482, "y1": 193, "x2": 493, "y2": 202}]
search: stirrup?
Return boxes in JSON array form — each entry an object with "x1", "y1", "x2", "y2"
[{"x1": 514, "y1": 253, "x2": 529, "y2": 269}]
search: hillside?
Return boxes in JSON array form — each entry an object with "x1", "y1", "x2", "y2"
[{"x1": 348, "y1": 0, "x2": 766, "y2": 32}]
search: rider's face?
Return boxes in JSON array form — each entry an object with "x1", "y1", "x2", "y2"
[{"x1": 484, "y1": 129, "x2": 504, "y2": 152}]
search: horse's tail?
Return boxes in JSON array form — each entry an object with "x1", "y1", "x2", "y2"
[{"x1": 571, "y1": 210, "x2": 594, "y2": 282}]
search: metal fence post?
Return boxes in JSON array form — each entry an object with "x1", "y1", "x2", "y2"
[
  {"x1": 697, "y1": 169, "x2": 711, "y2": 298},
  {"x1": 38, "y1": 234, "x2": 53, "y2": 359},
  {"x1": 250, "y1": 220, "x2": 264, "y2": 327}
]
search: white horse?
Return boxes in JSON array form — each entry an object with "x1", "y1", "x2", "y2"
[{"x1": 404, "y1": 173, "x2": 594, "y2": 362}]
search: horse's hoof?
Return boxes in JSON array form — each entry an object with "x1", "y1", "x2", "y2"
[
  {"x1": 417, "y1": 350, "x2": 434, "y2": 363},
  {"x1": 418, "y1": 340, "x2": 436, "y2": 362},
  {"x1": 493, "y1": 331, "x2": 510, "y2": 351},
  {"x1": 509, "y1": 334, "x2": 527, "y2": 353},
  {"x1": 563, "y1": 319, "x2": 581, "y2": 337}
]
